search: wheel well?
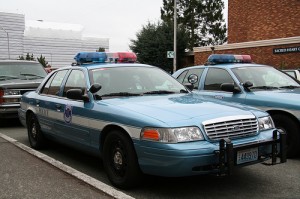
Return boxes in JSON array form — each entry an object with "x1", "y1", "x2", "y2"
[
  {"x1": 268, "y1": 110, "x2": 300, "y2": 127},
  {"x1": 99, "y1": 125, "x2": 134, "y2": 152},
  {"x1": 25, "y1": 110, "x2": 34, "y2": 126}
]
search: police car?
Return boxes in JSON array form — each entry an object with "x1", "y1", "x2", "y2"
[
  {"x1": 173, "y1": 54, "x2": 300, "y2": 158},
  {"x1": 18, "y1": 52, "x2": 285, "y2": 189}
]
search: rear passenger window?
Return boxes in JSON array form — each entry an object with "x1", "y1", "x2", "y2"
[{"x1": 41, "y1": 70, "x2": 68, "y2": 96}]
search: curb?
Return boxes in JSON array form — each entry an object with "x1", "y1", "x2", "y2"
[{"x1": 0, "y1": 133, "x2": 134, "y2": 199}]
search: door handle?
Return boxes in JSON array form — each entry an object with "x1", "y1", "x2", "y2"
[{"x1": 55, "y1": 104, "x2": 62, "y2": 111}]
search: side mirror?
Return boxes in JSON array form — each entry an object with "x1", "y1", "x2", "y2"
[
  {"x1": 187, "y1": 74, "x2": 199, "y2": 84},
  {"x1": 220, "y1": 83, "x2": 241, "y2": 93},
  {"x1": 243, "y1": 81, "x2": 253, "y2": 88},
  {"x1": 184, "y1": 83, "x2": 194, "y2": 90},
  {"x1": 89, "y1": 83, "x2": 102, "y2": 94},
  {"x1": 242, "y1": 81, "x2": 253, "y2": 91},
  {"x1": 66, "y1": 89, "x2": 89, "y2": 102}
]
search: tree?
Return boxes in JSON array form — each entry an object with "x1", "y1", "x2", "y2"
[
  {"x1": 25, "y1": 53, "x2": 35, "y2": 61},
  {"x1": 18, "y1": 53, "x2": 35, "y2": 61},
  {"x1": 97, "y1": 47, "x2": 106, "y2": 52},
  {"x1": 161, "y1": 0, "x2": 227, "y2": 51},
  {"x1": 37, "y1": 55, "x2": 48, "y2": 68},
  {"x1": 130, "y1": 21, "x2": 188, "y2": 72}
]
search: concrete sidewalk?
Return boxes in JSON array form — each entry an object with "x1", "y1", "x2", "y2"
[{"x1": 0, "y1": 133, "x2": 134, "y2": 199}]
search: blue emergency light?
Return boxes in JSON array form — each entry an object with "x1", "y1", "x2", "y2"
[
  {"x1": 207, "y1": 54, "x2": 252, "y2": 64},
  {"x1": 74, "y1": 52, "x2": 107, "y2": 64}
]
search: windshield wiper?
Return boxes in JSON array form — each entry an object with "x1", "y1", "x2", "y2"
[
  {"x1": 143, "y1": 90, "x2": 176, "y2": 95},
  {"x1": 0, "y1": 75, "x2": 19, "y2": 80},
  {"x1": 101, "y1": 92, "x2": 142, "y2": 97},
  {"x1": 20, "y1": 73, "x2": 45, "y2": 78},
  {"x1": 250, "y1": 86, "x2": 279, "y2": 90},
  {"x1": 279, "y1": 85, "x2": 300, "y2": 89}
]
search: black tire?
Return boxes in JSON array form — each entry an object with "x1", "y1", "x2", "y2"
[
  {"x1": 27, "y1": 113, "x2": 46, "y2": 149},
  {"x1": 103, "y1": 130, "x2": 143, "y2": 189},
  {"x1": 272, "y1": 114, "x2": 300, "y2": 158}
]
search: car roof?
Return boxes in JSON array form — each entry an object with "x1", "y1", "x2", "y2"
[
  {"x1": 182, "y1": 63, "x2": 272, "y2": 70},
  {"x1": 61, "y1": 63, "x2": 155, "y2": 70},
  {"x1": 0, "y1": 60, "x2": 41, "y2": 64}
]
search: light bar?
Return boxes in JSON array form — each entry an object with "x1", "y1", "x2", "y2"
[
  {"x1": 207, "y1": 54, "x2": 252, "y2": 64},
  {"x1": 74, "y1": 52, "x2": 137, "y2": 65}
]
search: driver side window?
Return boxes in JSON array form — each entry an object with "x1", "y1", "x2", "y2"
[{"x1": 204, "y1": 68, "x2": 234, "y2": 91}]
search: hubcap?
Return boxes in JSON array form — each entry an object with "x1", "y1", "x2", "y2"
[
  {"x1": 31, "y1": 122, "x2": 37, "y2": 139},
  {"x1": 113, "y1": 150, "x2": 123, "y2": 169}
]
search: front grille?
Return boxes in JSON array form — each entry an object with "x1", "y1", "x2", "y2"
[{"x1": 203, "y1": 115, "x2": 258, "y2": 140}]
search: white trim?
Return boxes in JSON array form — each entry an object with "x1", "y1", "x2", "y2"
[{"x1": 193, "y1": 36, "x2": 300, "y2": 53}]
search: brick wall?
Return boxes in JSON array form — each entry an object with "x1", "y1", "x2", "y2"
[
  {"x1": 194, "y1": 43, "x2": 300, "y2": 69},
  {"x1": 228, "y1": 0, "x2": 300, "y2": 43}
]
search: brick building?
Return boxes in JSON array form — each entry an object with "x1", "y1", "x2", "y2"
[{"x1": 193, "y1": 0, "x2": 300, "y2": 69}]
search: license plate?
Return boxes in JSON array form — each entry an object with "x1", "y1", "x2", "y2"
[{"x1": 236, "y1": 147, "x2": 258, "y2": 165}]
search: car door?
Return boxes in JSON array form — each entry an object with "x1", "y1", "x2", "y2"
[
  {"x1": 38, "y1": 69, "x2": 69, "y2": 136},
  {"x1": 197, "y1": 67, "x2": 247, "y2": 104},
  {"x1": 57, "y1": 69, "x2": 92, "y2": 146}
]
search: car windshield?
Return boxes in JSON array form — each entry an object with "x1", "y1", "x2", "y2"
[
  {"x1": 0, "y1": 62, "x2": 47, "y2": 80},
  {"x1": 90, "y1": 66, "x2": 188, "y2": 97},
  {"x1": 232, "y1": 66, "x2": 300, "y2": 90}
]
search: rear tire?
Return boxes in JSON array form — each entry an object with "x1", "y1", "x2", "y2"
[
  {"x1": 271, "y1": 114, "x2": 300, "y2": 158},
  {"x1": 27, "y1": 113, "x2": 46, "y2": 149},
  {"x1": 103, "y1": 130, "x2": 142, "y2": 189}
]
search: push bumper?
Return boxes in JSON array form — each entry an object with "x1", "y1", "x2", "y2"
[{"x1": 217, "y1": 129, "x2": 286, "y2": 176}]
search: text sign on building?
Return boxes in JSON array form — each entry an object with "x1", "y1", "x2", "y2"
[
  {"x1": 167, "y1": 51, "x2": 174, "y2": 58},
  {"x1": 273, "y1": 46, "x2": 300, "y2": 54}
]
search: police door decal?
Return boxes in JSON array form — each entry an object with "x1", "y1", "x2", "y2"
[{"x1": 64, "y1": 105, "x2": 73, "y2": 123}]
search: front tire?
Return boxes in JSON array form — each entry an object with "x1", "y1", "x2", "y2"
[
  {"x1": 103, "y1": 130, "x2": 142, "y2": 189},
  {"x1": 27, "y1": 113, "x2": 46, "y2": 149},
  {"x1": 272, "y1": 114, "x2": 300, "y2": 158}
]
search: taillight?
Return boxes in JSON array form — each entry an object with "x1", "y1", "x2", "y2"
[{"x1": 0, "y1": 89, "x2": 4, "y2": 104}]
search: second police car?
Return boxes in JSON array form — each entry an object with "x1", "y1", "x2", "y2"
[
  {"x1": 173, "y1": 54, "x2": 300, "y2": 158},
  {"x1": 18, "y1": 52, "x2": 286, "y2": 189}
]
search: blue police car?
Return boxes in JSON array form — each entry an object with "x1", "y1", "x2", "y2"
[
  {"x1": 19, "y1": 52, "x2": 285, "y2": 189},
  {"x1": 173, "y1": 54, "x2": 300, "y2": 158}
]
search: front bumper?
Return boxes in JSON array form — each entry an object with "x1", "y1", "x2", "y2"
[
  {"x1": 0, "y1": 104, "x2": 20, "y2": 119},
  {"x1": 217, "y1": 129, "x2": 286, "y2": 176},
  {"x1": 137, "y1": 129, "x2": 286, "y2": 177}
]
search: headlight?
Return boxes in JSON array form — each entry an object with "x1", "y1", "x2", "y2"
[
  {"x1": 258, "y1": 116, "x2": 274, "y2": 131},
  {"x1": 4, "y1": 89, "x2": 21, "y2": 95},
  {"x1": 0, "y1": 89, "x2": 21, "y2": 104},
  {"x1": 140, "y1": 127, "x2": 204, "y2": 143}
]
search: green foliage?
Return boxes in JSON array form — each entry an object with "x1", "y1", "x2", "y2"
[
  {"x1": 18, "y1": 53, "x2": 35, "y2": 61},
  {"x1": 97, "y1": 47, "x2": 106, "y2": 52},
  {"x1": 18, "y1": 55, "x2": 25, "y2": 60},
  {"x1": 130, "y1": 21, "x2": 188, "y2": 72},
  {"x1": 37, "y1": 55, "x2": 48, "y2": 68},
  {"x1": 161, "y1": 0, "x2": 227, "y2": 50}
]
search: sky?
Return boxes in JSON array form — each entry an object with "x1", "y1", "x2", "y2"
[{"x1": 1, "y1": 0, "x2": 228, "y2": 52}]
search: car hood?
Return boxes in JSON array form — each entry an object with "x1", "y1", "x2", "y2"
[
  {"x1": 100, "y1": 93, "x2": 261, "y2": 125},
  {"x1": 0, "y1": 78, "x2": 43, "y2": 89}
]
